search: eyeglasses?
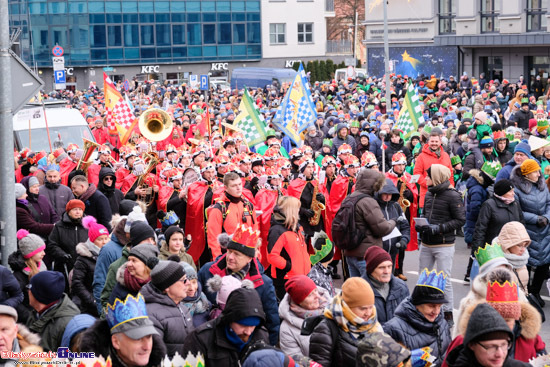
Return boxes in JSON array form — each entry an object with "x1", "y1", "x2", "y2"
[
  {"x1": 103, "y1": 177, "x2": 113, "y2": 181},
  {"x1": 476, "y1": 341, "x2": 510, "y2": 354}
]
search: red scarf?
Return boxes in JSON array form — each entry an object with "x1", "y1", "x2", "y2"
[{"x1": 123, "y1": 267, "x2": 150, "y2": 292}]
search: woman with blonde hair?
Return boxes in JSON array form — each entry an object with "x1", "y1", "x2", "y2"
[{"x1": 267, "y1": 195, "x2": 310, "y2": 299}]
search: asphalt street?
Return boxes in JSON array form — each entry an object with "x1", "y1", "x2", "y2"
[{"x1": 333, "y1": 235, "x2": 550, "y2": 345}]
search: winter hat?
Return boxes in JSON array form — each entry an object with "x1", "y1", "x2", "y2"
[
  {"x1": 486, "y1": 280, "x2": 522, "y2": 321},
  {"x1": 529, "y1": 118, "x2": 538, "y2": 131},
  {"x1": 28, "y1": 271, "x2": 65, "y2": 304},
  {"x1": 475, "y1": 243, "x2": 511, "y2": 279},
  {"x1": 520, "y1": 158, "x2": 540, "y2": 176},
  {"x1": 129, "y1": 221, "x2": 156, "y2": 247},
  {"x1": 66, "y1": 199, "x2": 85, "y2": 212},
  {"x1": 181, "y1": 262, "x2": 197, "y2": 280},
  {"x1": 411, "y1": 268, "x2": 449, "y2": 305},
  {"x1": 14, "y1": 183, "x2": 26, "y2": 199},
  {"x1": 17, "y1": 229, "x2": 45, "y2": 259},
  {"x1": 356, "y1": 331, "x2": 411, "y2": 367},
  {"x1": 82, "y1": 216, "x2": 109, "y2": 243},
  {"x1": 493, "y1": 179, "x2": 514, "y2": 197},
  {"x1": 207, "y1": 274, "x2": 254, "y2": 308},
  {"x1": 148, "y1": 259, "x2": 185, "y2": 291},
  {"x1": 125, "y1": 206, "x2": 147, "y2": 233},
  {"x1": 0, "y1": 305, "x2": 18, "y2": 322},
  {"x1": 513, "y1": 142, "x2": 531, "y2": 157},
  {"x1": 284, "y1": 275, "x2": 317, "y2": 305},
  {"x1": 164, "y1": 226, "x2": 184, "y2": 244},
  {"x1": 28, "y1": 176, "x2": 39, "y2": 188},
  {"x1": 463, "y1": 303, "x2": 513, "y2": 346},
  {"x1": 119, "y1": 200, "x2": 140, "y2": 216},
  {"x1": 475, "y1": 111, "x2": 488, "y2": 124},
  {"x1": 364, "y1": 246, "x2": 392, "y2": 275},
  {"x1": 60, "y1": 314, "x2": 96, "y2": 348},
  {"x1": 450, "y1": 155, "x2": 462, "y2": 167},
  {"x1": 342, "y1": 277, "x2": 375, "y2": 308},
  {"x1": 225, "y1": 223, "x2": 260, "y2": 258},
  {"x1": 479, "y1": 136, "x2": 494, "y2": 149},
  {"x1": 128, "y1": 243, "x2": 159, "y2": 264},
  {"x1": 457, "y1": 124, "x2": 468, "y2": 136}
]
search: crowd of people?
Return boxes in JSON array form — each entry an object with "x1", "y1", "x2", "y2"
[{"x1": 5, "y1": 71, "x2": 550, "y2": 366}]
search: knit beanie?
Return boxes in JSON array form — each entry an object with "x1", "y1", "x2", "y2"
[
  {"x1": 513, "y1": 142, "x2": 531, "y2": 156},
  {"x1": 28, "y1": 176, "x2": 39, "y2": 188},
  {"x1": 82, "y1": 216, "x2": 109, "y2": 243},
  {"x1": 463, "y1": 303, "x2": 513, "y2": 346},
  {"x1": 520, "y1": 158, "x2": 540, "y2": 176},
  {"x1": 125, "y1": 206, "x2": 147, "y2": 233},
  {"x1": 364, "y1": 246, "x2": 392, "y2": 275},
  {"x1": 14, "y1": 183, "x2": 26, "y2": 199},
  {"x1": 148, "y1": 260, "x2": 185, "y2": 291},
  {"x1": 479, "y1": 136, "x2": 494, "y2": 149},
  {"x1": 284, "y1": 275, "x2": 317, "y2": 305},
  {"x1": 529, "y1": 118, "x2": 538, "y2": 131},
  {"x1": 16, "y1": 229, "x2": 45, "y2": 259},
  {"x1": 164, "y1": 226, "x2": 184, "y2": 244},
  {"x1": 215, "y1": 275, "x2": 243, "y2": 308},
  {"x1": 129, "y1": 221, "x2": 156, "y2": 247},
  {"x1": 66, "y1": 199, "x2": 85, "y2": 212},
  {"x1": 28, "y1": 271, "x2": 65, "y2": 304},
  {"x1": 475, "y1": 111, "x2": 488, "y2": 124},
  {"x1": 486, "y1": 281, "x2": 522, "y2": 321},
  {"x1": 493, "y1": 179, "x2": 514, "y2": 197},
  {"x1": 342, "y1": 277, "x2": 375, "y2": 308},
  {"x1": 457, "y1": 124, "x2": 468, "y2": 136},
  {"x1": 181, "y1": 262, "x2": 197, "y2": 280},
  {"x1": 128, "y1": 243, "x2": 159, "y2": 264}
]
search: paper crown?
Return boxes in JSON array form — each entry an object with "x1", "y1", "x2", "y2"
[
  {"x1": 537, "y1": 119, "x2": 549, "y2": 128},
  {"x1": 486, "y1": 280, "x2": 519, "y2": 303},
  {"x1": 392, "y1": 151, "x2": 407, "y2": 165},
  {"x1": 231, "y1": 223, "x2": 260, "y2": 249},
  {"x1": 410, "y1": 347, "x2": 436, "y2": 367},
  {"x1": 160, "y1": 211, "x2": 179, "y2": 227},
  {"x1": 493, "y1": 130, "x2": 506, "y2": 140},
  {"x1": 361, "y1": 151, "x2": 378, "y2": 167},
  {"x1": 160, "y1": 352, "x2": 205, "y2": 367},
  {"x1": 481, "y1": 160, "x2": 502, "y2": 179},
  {"x1": 529, "y1": 354, "x2": 550, "y2": 367},
  {"x1": 337, "y1": 143, "x2": 352, "y2": 155},
  {"x1": 343, "y1": 155, "x2": 360, "y2": 168},
  {"x1": 322, "y1": 155, "x2": 337, "y2": 169},
  {"x1": 521, "y1": 97, "x2": 529, "y2": 104},
  {"x1": 310, "y1": 233, "x2": 334, "y2": 265},
  {"x1": 265, "y1": 166, "x2": 281, "y2": 179},
  {"x1": 105, "y1": 293, "x2": 149, "y2": 332},
  {"x1": 450, "y1": 155, "x2": 462, "y2": 166},
  {"x1": 298, "y1": 157, "x2": 314, "y2": 171},
  {"x1": 416, "y1": 268, "x2": 447, "y2": 293},
  {"x1": 350, "y1": 120, "x2": 360, "y2": 128},
  {"x1": 323, "y1": 138, "x2": 333, "y2": 148},
  {"x1": 475, "y1": 243, "x2": 505, "y2": 267}
]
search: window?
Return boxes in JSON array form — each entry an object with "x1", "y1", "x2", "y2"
[
  {"x1": 298, "y1": 23, "x2": 313, "y2": 43},
  {"x1": 439, "y1": 0, "x2": 456, "y2": 34},
  {"x1": 481, "y1": 0, "x2": 499, "y2": 33},
  {"x1": 527, "y1": 0, "x2": 547, "y2": 32},
  {"x1": 270, "y1": 23, "x2": 285, "y2": 44}
]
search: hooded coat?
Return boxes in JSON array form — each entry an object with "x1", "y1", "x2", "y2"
[
  {"x1": 47, "y1": 212, "x2": 89, "y2": 273},
  {"x1": 510, "y1": 165, "x2": 550, "y2": 266},
  {"x1": 375, "y1": 180, "x2": 410, "y2": 252},
  {"x1": 97, "y1": 167, "x2": 124, "y2": 215},
  {"x1": 498, "y1": 222, "x2": 530, "y2": 293},
  {"x1": 464, "y1": 170, "x2": 490, "y2": 244},
  {"x1": 21, "y1": 177, "x2": 59, "y2": 225},
  {"x1": 343, "y1": 169, "x2": 396, "y2": 258},
  {"x1": 330, "y1": 123, "x2": 357, "y2": 155},
  {"x1": 383, "y1": 298, "x2": 451, "y2": 365},
  {"x1": 140, "y1": 282, "x2": 195, "y2": 358},
  {"x1": 182, "y1": 288, "x2": 270, "y2": 367},
  {"x1": 384, "y1": 138, "x2": 411, "y2": 171},
  {"x1": 71, "y1": 241, "x2": 100, "y2": 316}
]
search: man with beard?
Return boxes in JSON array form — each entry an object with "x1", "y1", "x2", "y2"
[
  {"x1": 39, "y1": 165, "x2": 74, "y2": 218},
  {"x1": 331, "y1": 122, "x2": 357, "y2": 155},
  {"x1": 87, "y1": 145, "x2": 114, "y2": 187},
  {"x1": 71, "y1": 175, "x2": 112, "y2": 231},
  {"x1": 185, "y1": 162, "x2": 221, "y2": 266},
  {"x1": 97, "y1": 167, "x2": 124, "y2": 215}
]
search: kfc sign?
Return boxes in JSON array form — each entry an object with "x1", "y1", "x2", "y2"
[
  {"x1": 285, "y1": 60, "x2": 301, "y2": 68},
  {"x1": 141, "y1": 65, "x2": 160, "y2": 73},
  {"x1": 211, "y1": 63, "x2": 229, "y2": 71}
]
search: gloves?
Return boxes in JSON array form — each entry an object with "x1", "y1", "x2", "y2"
[
  {"x1": 396, "y1": 239, "x2": 408, "y2": 249},
  {"x1": 302, "y1": 208, "x2": 315, "y2": 219},
  {"x1": 62, "y1": 254, "x2": 72, "y2": 263},
  {"x1": 415, "y1": 224, "x2": 427, "y2": 234},
  {"x1": 537, "y1": 216, "x2": 549, "y2": 228},
  {"x1": 316, "y1": 193, "x2": 325, "y2": 203},
  {"x1": 427, "y1": 224, "x2": 441, "y2": 236},
  {"x1": 396, "y1": 216, "x2": 408, "y2": 225},
  {"x1": 184, "y1": 235, "x2": 192, "y2": 250},
  {"x1": 250, "y1": 177, "x2": 259, "y2": 188},
  {"x1": 112, "y1": 147, "x2": 120, "y2": 154}
]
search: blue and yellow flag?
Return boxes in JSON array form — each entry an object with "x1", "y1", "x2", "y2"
[{"x1": 272, "y1": 63, "x2": 317, "y2": 146}]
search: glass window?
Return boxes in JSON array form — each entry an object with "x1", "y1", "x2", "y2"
[
  {"x1": 203, "y1": 24, "x2": 216, "y2": 44},
  {"x1": 156, "y1": 14, "x2": 170, "y2": 23},
  {"x1": 527, "y1": 0, "x2": 547, "y2": 31},
  {"x1": 269, "y1": 23, "x2": 285, "y2": 44},
  {"x1": 88, "y1": 2, "x2": 104, "y2": 13},
  {"x1": 171, "y1": 1, "x2": 185, "y2": 12},
  {"x1": 481, "y1": 0, "x2": 500, "y2": 33},
  {"x1": 218, "y1": 45, "x2": 231, "y2": 56},
  {"x1": 140, "y1": 48, "x2": 155, "y2": 59},
  {"x1": 107, "y1": 14, "x2": 122, "y2": 23},
  {"x1": 70, "y1": 25, "x2": 88, "y2": 48},
  {"x1": 154, "y1": 1, "x2": 169, "y2": 12},
  {"x1": 70, "y1": 49, "x2": 89, "y2": 61},
  {"x1": 91, "y1": 49, "x2": 107, "y2": 60},
  {"x1": 246, "y1": 1, "x2": 260, "y2": 11},
  {"x1": 187, "y1": 2, "x2": 200, "y2": 12},
  {"x1": 124, "y1": 24, "x2": 139, "y2": 46},
  {"x1": 91, "y1": 25, "x2": 106, "y2": 47},
  {"x1": 233, "y1": 45, "x2": 246, "y2": 55},
  {"x1": 172, "y1": 47, "x2": 187, "y2": 57},
  {"x1": 218, "y1": 23, "x2": 232, "y2": 44},
  {"x1": 217, "y1": 2, "x2": 231, "y2": 11},
  {"x1": 173, "y1": 25, "x2": 186, "y2": 44},
  {"x1": 108, "y1": 25, "x2": 122, "y2": 46},
  {"x1": 69, "y1": 2, "x2": 87, "y2": 13},
  {"x1": 89, "y1": 14, "x2": 105, "y2": 23},
  {"x1": 187, "y1": 24, "x2": 201, "y2": 45},
  {"x1": 187, "y1": 13, "x2": 200, "y2": 22},
  {"x1": 124, "y1": 48, "x2": 139, "y2": 59},
  {"x1": 141, "y1": 25, "x2": 154, "y2": 45},
  {"x1": 247, "y1": 45, "x2": 261, "y2": 56},
  {"x1": 232, "y1": 13, "x2": 245, "y2": 21},
  {"x1": 202, "y1": 2, "x2": 216, "y2": 11},
  {"x1": 123, "y1": 14, "x2": 138, "y2": 22},
  {"x1": 218, "y1": 13, "x2": 231, "y2": 21},
  {"x1": 247, "y1": 22, "x2": 261, "y2": 43},
  {"x1": 108, "y1": 48, "x2": 123, "y2": 60},
  {"x1": 247, "y1": 13, "x2": 260, "y2": 21},
  {"x1": 233, "y1": 23, "x2": 246, "y2": 43},
  {"x1": 231, "y1": 2, "x2": 245, "y2": 11},
  {"x1": 51, "y1": 27, "x2": 68, "y2": 45},
  {"x1": 439, "y1": 0, "x2": 456, "y2": 34},
  {"x1": 105, "y1": 2, "x2": 121, "y2": 12},
  {"x1": 297, "y1": 23, "x2": 313, "y2": 43},
  {"x1": 122, "y1": 2, "x2": 138, "y2": 13},
  {"x1": 138, "y1": 2, "x2": 153, "y2": 12},
  {"x1": 172, "y1": 14, "x2": 185, "y2": 22},
  {"x1": 48, "y1": 1, "x2": 66, "y2": 14},
  {"x1": 157, "y1": 48, "x2": 172, "y2": 58},
  {"x1": 29, "y1": 3, "x2": 47, "y2": 14},
  {"x1": 156, "y1": 24, "x2": 171, "y2": 45},
  {"x1": 203, "y1": 13, "x2": 216, "y2": 22},
  {"x1": 188, "y1": 47, "x2": 202, "y2": 57},
  {"x1": 140, "y1": 14, "x2": 155, "y2": 23},
  {"x1": 203, "y1": 46, "x2": 217, "y2": 56}
]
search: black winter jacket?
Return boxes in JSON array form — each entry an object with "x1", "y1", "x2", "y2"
[
  {"x1": 78, "y1": 187, "x2": 112, "y2": 232},
  {"x1": 97, "y1": 167, "x2": 124, "y2": 215},
  {"x1": 445, "y1": 344, "x2": 531, "y2": 367},
  {"x1": 472, "y1": 195, "x2": 524, "y2": 251},
  {"x1": 308, "y1": 317, "x2": 359, "y2": 367},
  {"x1": 421, "y1": 181, "x2": 466, "y2": 245},
  {"x1": 47, "y1": 212, "x2": 89, "y2": 272},
  {"x1": 71, "y1": 241, "x2": 99, "y2": 316},
  {"x1": 375, "y1": 181, "x2": 411, "y2": 253},
  {"x1": 384, "y1": 139, "x2": 411, "y2": 171},
  {"x1": 7, "y1": 251, "x2": 45, "y2": 323}
]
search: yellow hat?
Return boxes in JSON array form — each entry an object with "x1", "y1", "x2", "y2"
[
  {"x1": 520, "y1": 158, "x2": 540, "y2": 176},
  {"x1": 342, "y1": 277, "x2": 375, "y2": 308}
]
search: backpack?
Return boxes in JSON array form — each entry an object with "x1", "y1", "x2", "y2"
[{"x1": 331, "y1": 193, "x2": 369, "y2": 250}]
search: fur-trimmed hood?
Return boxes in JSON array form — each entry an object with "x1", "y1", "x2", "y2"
[
  {"x1": 510, "y1": 164, "x2": 546, "y2": 193},
  {"x1": 468, "y1": 169, "x2": 485, "y2": 186},
  {"x1": 17, "y1": 324, "x2": 41, "y2": 349},
  {"x1": 355, "y1": 168, "x2": 386, "y2": 195},
  {"x1": 115, "y1": 262, "x2": 128, "y2": 286},
  {"x1": 76, "y1": 240, "x2": 100, "y2": 259},
  {"x1": 457, "y1": 300, "x2": 541, "y2": 340}
]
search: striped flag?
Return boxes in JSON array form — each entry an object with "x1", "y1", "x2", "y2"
[
  {"x1": 395, "y1": 82, "x2": 425, "y2": 139},
  {"x1": 104, "y1": 73, "x2": 138, "y2": 145},
  {"x1": 233, "y1": 88, "x2": 267, "y2": 147}
]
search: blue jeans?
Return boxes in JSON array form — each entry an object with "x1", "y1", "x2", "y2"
[{"x1": 346, "y1": 256, "x2": 366, "y2": 278}]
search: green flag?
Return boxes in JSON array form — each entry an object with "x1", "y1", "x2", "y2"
[
  {"x1": 395, "y1": 82, "x2": 425, "y2": 139},
  {"x1": 233, "y1": 88, "x2": 267, "y2": 147}
]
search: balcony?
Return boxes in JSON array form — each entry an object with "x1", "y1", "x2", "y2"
[
  {"x1": 326, "y1": 40, "x2": 352, "y2": 55},
  {"x1": 325, "y1": 0, "x2": 335, "y2": 17}
]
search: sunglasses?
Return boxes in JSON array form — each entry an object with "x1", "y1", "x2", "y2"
[
  {"x1": 179, "y1": 278, "x2": 189, "y2": 284},
  {"x1": 103, "y1": 177, "x2": 114, "y2": 181}
]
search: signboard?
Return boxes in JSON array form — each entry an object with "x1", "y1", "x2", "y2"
[
  {"x1": 54, "y1": 69, "x2": 66, "y2": 90},
  {"x1": 358, "y1": 94, "x2": 368, "y2": 106},
  {"x1": 103, "y1": 67, "x2": 114, "y2": 72},
  {"x1": 9, "y1": 49, "x2": 44, "y2": 114},
  {"x1": 16, "y1": 107, "x2": 43, "y2": 122},
  {"x1": 52, "y1": 45, "x2": 64, "y2": 57},
  {"x1": 200, "y1": 74, "x2": 209, "y2": 90},
  {"x1": 345, "y1": 58, "x2": 356, "y2": 66},
  {"x1": 346, "y1": 65, "x2": 356, "y2": 78},
  {"x1": 189, "y1": 75, "x2": 199, "y2": 89},
  {"x1": 52, "y1": 56, "x2": 64, "y2": 71}
]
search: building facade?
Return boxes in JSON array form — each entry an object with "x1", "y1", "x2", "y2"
[
  {"x1": 9, "y1": 0, "x2": 346, "y2": 90},
  {"x1": 364, "y1": 0, "x2": 550, "y2": 90}
]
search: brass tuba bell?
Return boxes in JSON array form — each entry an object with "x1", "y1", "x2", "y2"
[
  {"x1": 76, "y1": 138, "x2": 101, "y2": 172},
  {"x1": 138, "y1": 108, "x2": 174, "y2": 142}
]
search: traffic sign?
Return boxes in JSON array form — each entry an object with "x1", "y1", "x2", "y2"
[
  {"x1": 52, "y1": 56, "x2": 64, "y2": 71},
  {"x1": 189, "y1": 75, "x2": 198, "y2": 89},
  {"x1": 52, "y1": 45, "x2": 64, "y2": 57},
  {"x1": 346, "y1": 65, "x2": 356, "y2": 78},
  {"x1": 200, "y1": 74, "x2": 209, "y2": 90},
  {"x1": 358, "y1": 94, "x2": 368, "y2": 106},
  {"x1": 54, "y1": 70, "x2": 66, "y2": 84},
  {"x1": 124, "y1": 79, "x2": 130, "y2": 91},
  {"x1": 9, "y1": 49, "x2": 44, "y2": 114}
]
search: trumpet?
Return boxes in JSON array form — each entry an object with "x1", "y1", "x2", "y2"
[
  {"x1": 398, "y1": 177, "x2": 411, "y2": 213},
  {"x1": 76, "y1": 138, "x2": 101, "y2": 172}
]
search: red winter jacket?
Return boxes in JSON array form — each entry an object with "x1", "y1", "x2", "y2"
[{"x1": 413, "y1": 144, "x2": 454, "y2": 208}]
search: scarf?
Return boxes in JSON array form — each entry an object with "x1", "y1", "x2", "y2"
[
  {"x1": 226, "y1": 262, "x2": 250, "y2": 280},
  {"x1": 494, "y1": 193, "x2": 515, "y2": 205},
  {"x1": 429, "y1": 147, "x2": 441, "y2": 158},
  {"x1": 123, "y1": 266, "x2": 150, "y2": 293},
  {"x1": 85, "y1": 239, "x2": 101, "y2": 258},
  {"x1": 225, "y1": 192, "x2": 242, "y2": 204},
  {"x1": 368, "y1": 276, "x2": 389, "y2": 300},
  {"x1": 324, "y1": 294, "x2": 381, "y2": 338},
  {"x1": 17, "y1": 199, "x2": 29, "y2": 206},
  {"x1": 224, "y1": 325, "x2": 251, "y2": 352},
  {"x1": 289, "y1": 290, "x2": 329, "y2": 319},
  {"x1": 79, "y1": 184, "x2": 97, "y2": 202},
  {"x1": 504, "y1": 251, "x2": 529, "y2": 269},
  {"x1": 183, "y1": 283, "x2": 211, "y2": 315}
]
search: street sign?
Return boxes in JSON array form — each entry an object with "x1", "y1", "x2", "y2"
[
  {"x1": 9, "y1": 49, "x2": 44, "y2": 114},
  {"x1": 358, "y1": 94, "x2": 368, "y2": 106},
  {"x1": 103, "y1": 67, "x2": 114, "y2": 72},
  {"x1": 54, "y1": 69, "x2": 66, "y2": 90},
  {"x1": 123, "y1": 79, "x2": 130, "y2": 91},
  {"x1": 52, "y1": 45, "x2": 64, "y2": 57},
  {"x1": 52, "y1": 56, "x2": 64, "y2": 71},
  {"x1": 200, "y1": 74, "x2": 209, "y2": 90},
  {"x1": 189, "y1": 75, "x2": 198, "y2": 89}
]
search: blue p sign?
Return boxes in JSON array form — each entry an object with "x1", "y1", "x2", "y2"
[
  {"x1": 54, "y1": 70, "x2": 66, "y2": 84},
  {"x1": 200, "y1": 74, "x2": 208, "y2": 90}
]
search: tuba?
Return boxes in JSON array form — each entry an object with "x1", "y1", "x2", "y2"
[
  {"x1": 309, "y1": 183, "x2": 326, "y2": 226},
  {"x1": 398, "y1": 177, "x2": 411, "y2": 213},
  {"x1": 136, "y1": 153, "x2": 159, "y2": 206},
  {"x1": 138, "y1": 108, "x2": 174, "y2": 142},
  {"x1": 76, "y1": 138, "x2": 101, "y2": 172}
]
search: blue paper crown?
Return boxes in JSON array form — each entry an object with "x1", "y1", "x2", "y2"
[
  {"x1": 161, "y1": 211, "x2": 179, "y2": 227},
  {"x1": 105, "y1": 293, "x2": 149, "y2": 332},
  {"x1": 410, "y1": 347, "x2": 436, "y2": 367},
  {"x1": 416, "y1": 268, "x2": 447, "y2": 293}
]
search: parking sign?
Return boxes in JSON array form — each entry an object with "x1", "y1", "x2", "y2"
[
  {"x1": 200, "y1": 75, "x2": 209, "y2": 90},
  {"x1": 54, "y1": 70, "x2": 66, "y2": 84}
]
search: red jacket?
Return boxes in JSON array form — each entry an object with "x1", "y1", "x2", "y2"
[
  {"x1": 255, "y1": 188, "x2": 283, "y2": 269},
  {"x1": 267, "y1": 219, "x2": 310, "y2": 280},
  {"x1": 92, "y1": 127, "x2": 109, "y2": 145},
  {"x1": 413, "y1": 144, "x2": 454, "y2": 208}
]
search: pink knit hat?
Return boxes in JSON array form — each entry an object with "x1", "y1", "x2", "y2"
[{"x1": 82, "y1": 216, "x2": 109, "y2": 242}]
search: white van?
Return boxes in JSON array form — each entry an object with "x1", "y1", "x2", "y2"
[
  {"x1": 334, "y1": 68, "x2": 368, "y2": 81},
  {"x1": 13, "y1": 102, "x2": 96, "y2": 153}
]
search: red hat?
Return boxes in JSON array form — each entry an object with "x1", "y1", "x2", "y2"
[
  {"x1": 285, "y1": 275, "x2": 317, "y2": 305},
  {"x1": 364, "y1": 246, "x2": 392, "y2": 275},
  {"x1": 82, "y1": 216, "x2": 109, "y2": 243},
  {"x1": 419, "y1": 81, "x2": 425, "y2": 87},
  {"x1": 66, "y1": 199, "x2": 85, "y2": 212},
  {"x1": 529, "y1": 118, "x2": 537, "y2": 130}
]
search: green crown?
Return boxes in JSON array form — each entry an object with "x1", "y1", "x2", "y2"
[
  {"x1": 451, "y1": 155, "x2": 462, "y2": 166},
  {"x1": 481, "y1": 160, "x2": 502, "y2": 179},
  {"x1": 521, "y1": 97, "x2": 529, "y2": 104},
  {"x1": 323, "y1": 138, "x2": 333, "y2": 148},
  {"x1": 537, "y1": 119, "x2": 549, "y2": 128},
  {"x1": 350, "y1": 120, "x2": 360, "y2": 128},
  {"x1": 475, "y1": 243, "x2": 505, "y2": 267}
]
